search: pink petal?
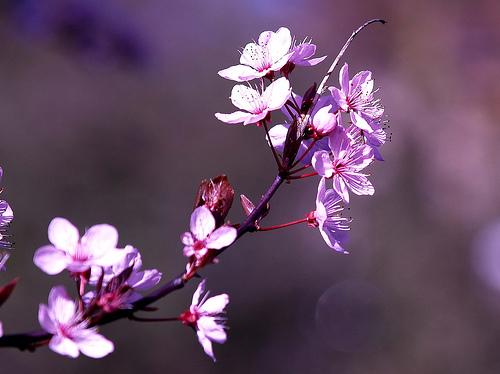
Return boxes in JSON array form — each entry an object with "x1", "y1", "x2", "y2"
[
  {"x1": 215, "y1": 111, "x2": 252, "y2": 125},
  {"x1": 0, "y1": 321, "x2": 2, "y2": 337},
  {"x1": 181, "y1": 232, "x2": 194, "y2": 246},
  {"x1": 230, "y1": 85, "x2": 261, "y2": 112},
  {"x1": 128, "y1": 269, "x2": 162, "y2": 291},
  {"x1": 312, "y1": 150, "x2": 334, "y2": 178},
  {"x1": 332, "y1": 175, "x2": 350, "y2": 203},
  {"x1": 312, "y1": 105, "x2": 337, "y2": 135},
  {"x1": 48, "y1": 217, "x2": 79, "y2": 253},
  {"x1": 33, "y1": 245, "x2": 70, "y2": 275},
  {"x1": 206, "y1": 226, "x2": 237, "y2": 250},
  {"x1": 199, "y1": 293, "x2": 229, "y2": 314},
  {"x1": 350, "y1": 111, "x2": 374, "y2": 133},
  {"x1": 48, "y1": 286, "x2": 76, "y2": 326},
  {"x1": 262, "y1": 77, "x2": 291, "y2": 111},
  {"x1": 75, "y1": 331, "x2": 114, "y2": 359},
  {"x1": 330, "y1": 87, "x2": 348, "y2": 111},
  {"x1": 316, "y1": 178, "x2": 327, "y2": 209},
  {"x1": 328, "y1": 125, "x2": 350, "y2": 160},
  {"x1": 243, "y1": 111, "x2": 268, "y2": 125},
  {"x1": 295, "y1": 55, "x2": 327, "y2": 67},
  {"x1": 81, "y1": 224, "x2": 118, "y2": 258},
  {"x1": 217, "y1": 65, "x2": 260, "y2": 82},
  {"x1": 190, "y1": 206, "x2": 215, "y2": 241},
  {"x1": 342, "y1": 172, "x2": 375, "y2": 196},
  {"x1": 351, "y1": 70, "x2": 371, "y2": 90},
  {"x1": 38, "y1": 304, "x2": 56, "y2": 334},
  {"x1": 49, "y1": 335, "x2": 80, "y2": 358}
]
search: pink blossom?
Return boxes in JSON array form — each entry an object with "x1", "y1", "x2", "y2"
[
  {"x1": 180, "y1": 280, "x2": 229, "y2": 361},
  {"x1": 312, "y1": 125, "x2": 374, "y2": 203},
  {"x1": 181, "y1": 206, "x2": 237, "y2": 260},
  {"x1": 85, "y1": 245, "x2": 162, "y2": 310},
  {"x1": 0, "y1": 321, "x2": 3, "y2": 337},
  {"x1": 34, "y1": 218, "x2": 121, "y2": 275},
  {"x1": 347, "y1": 122, "x2": 387, "y2": 161},
  {"x1": 288, "y1": 38, "x2": 327, "y2": 67},
  {"x1": 218, "y1": 27, "x2": 292, "y2": 82},
  {"x1": 312, "y1": 178, "x2": 350, "y2": 253},
  {"x1": 330, "y1": 63, "x2": 383, "y2": 133},
  {"x1": 38, "y1": 286, "x2": 114, "y2": 358},
  {"x1": 215, "y1": 77, "x2": 291, "y2": 125}
]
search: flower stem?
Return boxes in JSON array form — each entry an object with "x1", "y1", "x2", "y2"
[
  {"x1": 257, "y1": 217, "x2": 308, "y2": 231},
  {"x1": 286, "y1": 172, "x2": 318, "y2": 180},
  {"x1": 262, "y1": 120, "x2": 283, "y2": 171},
  {"x1": 129, "y1": 315, "x2": 179, "y2": 323},
  {"x1": 290, "y1": 140, "x2": 317, "y2": 169}
]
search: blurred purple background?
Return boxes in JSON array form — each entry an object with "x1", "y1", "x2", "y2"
[{"x1": 1, "y1": 0, "x2": 500, "y2": 372}]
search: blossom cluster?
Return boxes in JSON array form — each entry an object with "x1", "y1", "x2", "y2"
[{"x1": 215, "y1": 27, "x2": 387, "y2": 254}]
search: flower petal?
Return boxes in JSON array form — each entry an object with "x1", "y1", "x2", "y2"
[
  {"x1": 230, "y1": 85, "x2": 261, "y2": 112},
  {"x1": 198, "y1": 316, "x2": 227, "y2": 344},
  {"x1": 339, "y1": 63, "x2": 350, "y2": 94},
  {"x1": 199, "y1": 293, "x2": 229, "y2": 314},
  {"x1": 38, "y1": 304, "x2": 57, "y2": 334},
  {"x1": 48, "y1": 286, "x2": 76, "y2": 326},
  {"x1": 332, "y1": 175, "x2": 350, "y2": 203},
  {"x1": 267, "y1": 27, "x2": 292, "y2": 64},
  {"x1": 206, "y1": 226, "x2": 237, "y2": 250},
  {"x1": 190, "y1": 206, "x2": 216, "y2": 241},
  {"x1": 192, "y1": 279, "x2": 207, "y2": 307},
  {"x1": 312, "y1": 150, "x2": 334, "y2": 178},
  {"x1": 33, "y1": 245, "x2": 70, "y2": 275},
  {"x1": 197, "y1": 329, "x2": 216, "y2": 361},
  {"x1": 75, "y1": 331, "x2": 114, "y2": 359},
  {"x1": 262, "y1": 77, "x2": 291, "y2": 111},
  {"x1": 240, "y1": 42, "x2": 267, "y2": 71},
  {"x1": 81, "y1": 224, "x2": 118, "y2": 258},
  {"x1": 215, "y1": 111, "x2": 252, "y2": 125},
  {"x1": 217, "y1": 65, "x2": 260, "y2": 82},
  {"x1": 48, "y1": 217, "x2": 79, "y2": 253},
  {"x1": 350, "y1": 111, "x2": 374, "y2": 133},
  {"x1": 267, "y1": 124, "x2": 289, "y2": 151},
  {"x1": 49, "y1": 335, "x2": 80, "y2": 358}
]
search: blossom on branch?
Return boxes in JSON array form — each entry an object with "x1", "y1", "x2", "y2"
[
  {"x1": 38, "y1": 286, "x2": 114, "y2": 358},
  {"x1": 182, "y1": 206, "x2": 237, "y2": 260},
  {"x1": 215, "y1": 77, "x2": 291, "y2": 125},
  {"x1": 330, "y1": 63, "x2": 383, "y2": 133},
  {"x1": 218, "y1": 27, "x2": 292, "y2": 82},
  {"x1": 312, "y1": 125, "x2": 374, "y2": 203},
  {"x1": 180, "y1": 280, "x2": 229, "y2": 361},
  {"x1": 311, "y1": 178, "x2": 350, "y2": 253},
  {"x1": 34, "y1": 218, "x2": 121, "y2": 275}
]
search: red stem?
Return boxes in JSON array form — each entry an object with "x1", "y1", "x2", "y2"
[
  {"x1": 257, "y1": 217, "x2": 308, "y2": 232},
  {"x1": 286, "y1": 172, "x2": 318, "y2": 180}
]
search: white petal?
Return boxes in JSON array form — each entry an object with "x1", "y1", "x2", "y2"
[
  {"x1": 197, "y1": 330, "x2": 216, "y2": 361},
  {"x1": 199, "y1": 293, "x2": 229, "y2": 314},
  {"x1": 262, "y1": 77, "x2": 291, "y2": 111},
  {"x1": 75, "y1": 331, "x2": 114, "y2": 359},
  {"x1": 49, "y1": 336, "x2": 80, "y2": 358},
  {"x1": 206, "y1": 226, "x2": 237, "y2": 250},
  {"x1": 81, "y1": 224, "x2": 118, "y2": 258},
  {"x1": 192, "y1": 279, "x2": 207, "y2": 306},
  {"x1": 48, "y1": 218, "x2": 79, "y2": 253},
  {"x1": 239, "y1": 42, "x2": 267, "y2": 70},
  {"x1": 215, "y1": 111, "x2": 252, "y2": 125},
  {"x1": 312, "y1": 150, "x2": 334, "y2": 178},
  {"x1": 181, "y1": 232, "x2": 194, "y2": 246},
  {"x1": 198, "y1": 317, "x2": 227, "y2": 344},
  {"x1": 350, "y1": 111, "x2": 373, "y2": 133},
  {"x1": 267, "y1": 27, "x2": 292, "y2": 63},
  {"x1": 217, "y1": 65, "x2": 261, "y2": 82},
  {"x1": 267, "y1": 124, "x2": 289, "y2": 151},
  {"x1": 33, "y1": 246, "x2": 70, "y2": 275},
  {"x1": 230, "y1": 85, "x2": 261, "y2": 113},
  {"x1": 190, "y1": 206, "x2": 215, "y2": 241},
  {"x1": 312, "y1": 105, "x2": 337, "y2": 135},
  {"x1": 258, "y1": 30, "x2": 273, "y2": 46}
]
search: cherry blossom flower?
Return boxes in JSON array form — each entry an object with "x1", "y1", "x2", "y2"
[
  {"x1": 38, "y1": 286, "x2": 114, "y2": 358},
  {"x1": 218, "y1": 27, "x2": 292, "y2": 82},
  {"x1": 347, "y1": 122, "x2": 387, "y2": 161},
  {"x1": 311, "y1": 178, "x2": 350, "y2": 253},
  {"x1": 312, "y1": 125, "x2": 374, "y2": 203},
  {"x1": 180, "y1": 280, "x2": 229, "y2": 361},
  {"x1": 330, "y1": 63, "x2": 383, "y2": 133},
  {"x1": 0, "y1": 321, "x2": 3, "y2": 337},
  {"x1": 85, "y1": 245, "x2": 162, "y2": 310},
  {"x1": 34, "y1": 218, "x2": 121, "y2": 275},
  {"x1": 181, "y1": 206, "x2": 237, "y2": 260},
  {"x1": 288, "y1": 38, "x2": 327, "y2": 67},
  {"x1": 215, "y1": 77, "x2": 291, "y2": 125}
]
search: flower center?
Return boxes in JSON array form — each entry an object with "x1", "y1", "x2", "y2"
[
  {"x1": 193, "y1": 240, "x2": 206, "y2": 252},
  {"x1": 179, "y1": 310, "x2": 199, "y2": 326}
]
